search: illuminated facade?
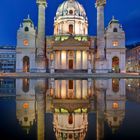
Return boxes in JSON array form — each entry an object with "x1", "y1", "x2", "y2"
[
  {"x1": 15, "y1": 0, "x2": 126, "y2": 73},
  {"x1": 15, "y1": 78, "x2": 126, "y2": 139}
]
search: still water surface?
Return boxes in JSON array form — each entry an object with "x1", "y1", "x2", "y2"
[{"x1": 0, "y1": 78, "x2": 140, "y2": 140}]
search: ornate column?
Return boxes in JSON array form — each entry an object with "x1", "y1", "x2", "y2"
[
  {"x1": 95, "y1": 80, "x2": 107, "y2": 140},
  {"x1": 36, "y1": 0, "x2": 47, "y2": 72},
  {"x1": 96, "y1": 0, "x2": 106, "y2": 59},
  {"x1": 35, "y1": 79, "x2": 46, "y2": 140},
  {"x1": 95, "y1": 0, "x2": 108, "y2": 73},
  {"x1": 81, "y1": 51, "x2": 83, "y2": 70}
]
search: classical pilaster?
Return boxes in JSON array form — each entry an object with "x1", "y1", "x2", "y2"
[
  {"x1": 60, "y1": 51, "x2": 62, "y2": 69},
  {"x1": 74, "y1": 51, "x2": 77, "y2": 70},
  {"x1": 66, "y1": 51, "x2": 68, "y2": 69},
  {"x1": 81, "y1": 51, "x2": 83, "y2": 70}
]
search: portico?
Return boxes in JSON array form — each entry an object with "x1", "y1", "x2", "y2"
[{"x1": 47, "y1": 36, "x2": 94, "y2": 73}]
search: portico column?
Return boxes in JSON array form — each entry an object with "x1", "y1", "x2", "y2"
[
  {"x1": 60, "y1": 51, "x2": 61, "y2": 69},
  {"x1": 66, "y1": 51, "x2": 68, "y2": 69},
  {"x1": 74, "y1": 80, "x2": 76, "y2": 98},
  {"x1": 81, "y1": 51, "x2": 83, "y2": 70},
  {"x1": 74, "y1": 51, "x2": 77, "y2": 70},
  {"x1": 66, "y1": 80, "x2": 68, "y2": 98}
]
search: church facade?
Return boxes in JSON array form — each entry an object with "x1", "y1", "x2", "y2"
[{"x1": 16, "y1": 0, "x2": 126, "y2": 73}]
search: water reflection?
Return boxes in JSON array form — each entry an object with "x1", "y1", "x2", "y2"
[
  {"x1": 1, "y1": 78, "x2": 140, "y2": 139},
  {"x1": 11, "y1": 78, "x2": 129, "y2": 140}
]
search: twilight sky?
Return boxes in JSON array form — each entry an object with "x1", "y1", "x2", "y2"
[{"x1": 0, "y1": 0, "x2": 140, "y2": 46}]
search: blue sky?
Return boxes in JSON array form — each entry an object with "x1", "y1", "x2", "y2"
[{"x1": 0, "y1": 0, "x2": 140, "y2": 45}]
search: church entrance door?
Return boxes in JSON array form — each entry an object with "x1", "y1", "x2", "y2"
[
  {"x1": 69, "y1": 59, "x2": 73, "y2": 70},
  {"x1": 112, "y1": 56, "x2": 120, "y2": 73},
  {"x1": 23, "y1": 56, "x2": 30, "y2": 72}
]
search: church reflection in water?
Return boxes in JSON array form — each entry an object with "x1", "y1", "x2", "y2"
[{"x1": 16, "y1": 78, "x2": 126, "y2": 140}]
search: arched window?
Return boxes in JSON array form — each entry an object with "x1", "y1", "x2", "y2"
[
  {"x1": 69, "y1": 24, "x2": 73, "y2": 34},
  {"x1": 68, "y1": 114, "x2": 73, "y2": 124},
  {"x1": 113, "y1": 28, "x2": 118, "y2": 32},
  {"x1": 25, "y1": 27, "x2": 29, "y2": 32}
]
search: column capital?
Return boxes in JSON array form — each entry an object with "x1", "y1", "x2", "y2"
[
  {"x1": 95, "y1": 0, "x2": 106, "y2": 7},
  {"x1": 36, "y1": 0, "x2": 47, "y2": 7}
]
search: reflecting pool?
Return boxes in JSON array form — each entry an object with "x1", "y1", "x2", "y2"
[{"x1": 0, "y1": 78, "x2": 140, "y2": 140}]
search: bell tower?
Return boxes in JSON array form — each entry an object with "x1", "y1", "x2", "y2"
[{"x1": 36, "y1": 0, "x2": 47, "y2": 72}]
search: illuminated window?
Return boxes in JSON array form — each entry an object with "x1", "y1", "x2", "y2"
[
  {"x1": 23, "y1": 39, "x2": 29, "y2": 46},
  {"x1": 23, "y1": 103, "x2": 29, "y2": 109},
  {"x1": 68, "y1": 114, "x2": 73, "y2": 124},
  {"x1": 112, "y1": 102, "x2": 119, "y2": 109},
  {"x1": 69, "y1": 24, "x2": 73, "y2": 34},
  {"x1": 113, "y1": 41, "x2": 119, "y2": 47}
]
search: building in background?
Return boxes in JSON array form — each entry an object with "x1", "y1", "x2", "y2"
[
  {"x1": 126, "y1": 45, "x2": 140, "y2": 72},
  {"x1": 0, "y1": 78, "x2": 16, "y2": 96},
  {"x1": 0, "y1": 46, "x2": 16, "y2": 72}
]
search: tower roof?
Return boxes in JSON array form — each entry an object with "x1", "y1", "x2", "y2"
[
  {"x1": 23, "y1": 15, "x2": 34, "y2": 25},
  {"x1": 109, "y1": 16, "x2": 119, "y2": 25}
]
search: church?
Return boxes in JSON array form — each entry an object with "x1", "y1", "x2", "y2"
[{"x1": 16, "y1": 0, "x2": 126, "y2": 73}]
